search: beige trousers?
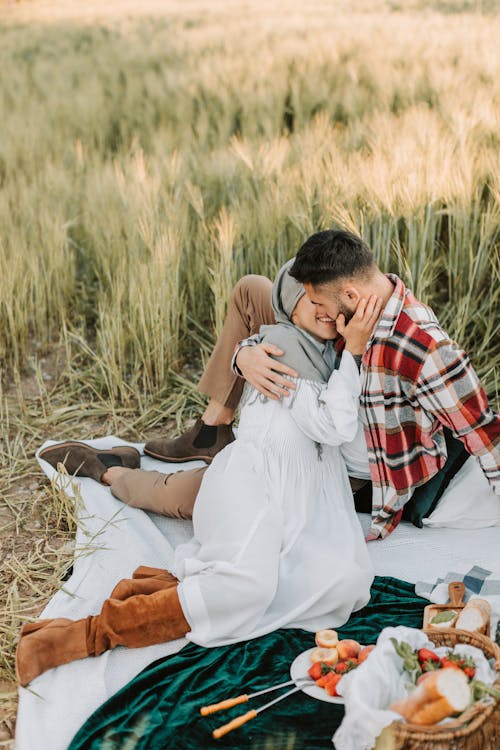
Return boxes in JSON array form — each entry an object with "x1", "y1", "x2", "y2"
[{"x1": 110, "y1": 274, "x2": 275, "y2": 519}]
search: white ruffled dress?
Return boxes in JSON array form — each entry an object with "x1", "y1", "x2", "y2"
[{"x1": 173, "y1": 351, "x2": 374, "y2": 647}]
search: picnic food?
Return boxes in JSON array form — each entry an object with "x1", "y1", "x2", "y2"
[
  {"x1": 336, "y1": 639, "x2": 361, "y2": 660},
  {"x1": 417, "y1": 648, "x2": 441, "y2": 672},
  {"x1": 310, "y1": 647, "x2": 338, "y2": 666},
  {"x1": 455, "y1": 598, "x2": 491, "y2": 634},
  {"x1": 390, "y1": 668, "x2": 471, "y2": 724},
  {"x1": 315, "y1": 629, "x2": 339, "y2": 648},
  {"x1": 308, "y1": 633, "x2": 375, "y2": 697},
  {"x1": 388, "y1": 636, "x2": 500, "y2": 728},
  {"x1": 429, "y1": 610, "x2": 457, "y2": 627}
]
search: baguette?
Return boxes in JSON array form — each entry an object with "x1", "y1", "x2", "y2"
[
  {"x1": 455, "y1": 598, "x2": 491, "y2": 634},
  {"x1": 390, "y1": 668, "x2": 470, "y2": 725}
]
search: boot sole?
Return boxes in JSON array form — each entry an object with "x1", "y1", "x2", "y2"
[
  {"x1": 143, "y1": 447, "x2": 213, "y2": 464},
  {"x1": 39, "y1": 442, "x2": 141, "y2": 462}
]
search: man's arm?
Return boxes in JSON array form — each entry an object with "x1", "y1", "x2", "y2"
[
  {"x1": 232, "y1": 337, "x2": 298, "y2": 401},
  {"x1": 415, "y1": 339, "x2": 500, "y2": 493}
]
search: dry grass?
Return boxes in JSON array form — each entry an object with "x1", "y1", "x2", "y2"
[{"x1": 1, "y1": 0, "x2": 499, "y2": 744}]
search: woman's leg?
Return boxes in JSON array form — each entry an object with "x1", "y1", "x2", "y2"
[
  {"x1": 144, "y1": 275, "x2": 274, "y2": 462},
  {"x1": 177, "y1": 448, "x2": 282, "y2": 645},
  {"x1": 16, "y1": 583, "x2": 189, "y2": 686},
  {"x1": 197, "y1": 274, "x2": 274, "y2": 410}
]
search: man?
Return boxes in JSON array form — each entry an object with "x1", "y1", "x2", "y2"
[{"x1": 41, "y1": 230, "x2": 499, "y2": 538}]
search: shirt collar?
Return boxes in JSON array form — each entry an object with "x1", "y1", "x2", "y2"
[{"x1": 370, "y1": 273, "x2": 407, "y2": 341}]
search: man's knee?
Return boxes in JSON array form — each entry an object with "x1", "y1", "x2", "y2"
[{"x1": 232, "y1": 274, "x2": 272, "y2": 307}]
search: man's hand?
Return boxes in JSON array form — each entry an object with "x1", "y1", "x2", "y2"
[
  {"x1": 235, "y1": 343, "x2": 298, "y2": 400},
  {"x1": 336, "y1": 295, "x2": 383, "y2": 355}
]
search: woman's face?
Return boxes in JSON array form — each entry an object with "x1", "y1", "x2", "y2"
[{"x1": 291, "y1": 294, "x2": 338, "y2": 342}]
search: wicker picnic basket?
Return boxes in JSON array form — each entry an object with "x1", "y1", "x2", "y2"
[{"x1": 389, "y1": 628, "x2": 500, "y2": 750}]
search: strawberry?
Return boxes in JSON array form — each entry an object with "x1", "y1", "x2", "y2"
[
  {"x1": 316, "y1": 674, "x2": 330, "y2": 688},
  {"x1": 463, "y1": 665, "x2": 476, "y2": 680},
  {"x1": 334, "y1": 659, "x2": 358, "y2": 674},
  {"x1": 417, "y1": 648, "x2": 440, "y2": 665},
  {"x1": 421, "y1": 658, "x2": 441, "y2": 672},
  {"x1": 441, "y1": 652, "x2": 476, "y2": 680},
  {"x1": 323, "y1": 672, "x2": 343, "y2": 696},
  {"x1": 440, "y1": 657, "x2": 463, "y2": 672},
  {"x1": 308, "y1": 662, "x2": 324, "y2": 681}
]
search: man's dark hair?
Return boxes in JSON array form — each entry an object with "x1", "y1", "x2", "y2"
[{"x1": 289, "y1": 229, "x2": 376, "y2": 286}]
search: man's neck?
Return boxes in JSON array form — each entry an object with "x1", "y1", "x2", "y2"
[{"x1": 368, "y1": 272, "x2": 395, "y2": 307}]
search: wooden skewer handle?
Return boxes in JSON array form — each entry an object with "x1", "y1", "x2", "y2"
[
  {"x1": 212, "y1": 709, "x2": 257, "y2": 739},
  {"x1": 200, "y1": 694, "x2": 249, "y2": 715}
]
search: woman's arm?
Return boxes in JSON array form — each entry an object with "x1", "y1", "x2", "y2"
[
  {"x1": 287, "y1": 353, "x2": 362, "y2": 445},
  {"x1": 288, "y1": 294, "x2": 383, "y2": 447}
]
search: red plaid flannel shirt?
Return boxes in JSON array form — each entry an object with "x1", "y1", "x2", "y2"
[{"x1": 362, "y1": 275, "x2": 500, "y2": 539}]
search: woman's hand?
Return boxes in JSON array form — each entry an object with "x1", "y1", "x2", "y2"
[
  {"x1": 235, "y1": 343, "x2": 298, "y2": 400},
  {"x1": 336, "y1": 295, "x2": 383, "y2": 355}
]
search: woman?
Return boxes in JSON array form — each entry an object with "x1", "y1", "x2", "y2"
[{"x1": 16, "y1": 261, "x2": 380, "y2": 685}]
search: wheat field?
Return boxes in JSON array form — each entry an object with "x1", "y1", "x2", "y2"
[{"x1": 1, "y1": 0, "x2": 499, "y2": 743}]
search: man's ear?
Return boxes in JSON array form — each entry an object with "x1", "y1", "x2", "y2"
[{"x1": 341, "y1": 284, "x2": 361, "y2": 304}]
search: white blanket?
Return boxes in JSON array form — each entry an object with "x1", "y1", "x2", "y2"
[{"x1": 15, "y1": 437, "x2": 500, "y2": 750}]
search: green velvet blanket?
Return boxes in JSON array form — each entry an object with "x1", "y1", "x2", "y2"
[{"x1": 69, "y1": 577, "x2": 426, "y2": 750}]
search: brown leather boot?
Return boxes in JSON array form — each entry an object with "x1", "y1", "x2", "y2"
[
  {"x1": 109, "y1": 568, "x2": 179, "y2": 600},
  {"x1": 144, "y1": 418, "x2": 235, "y2": 464},
  {"x1": 88, "y1": 585, "x2": 189, "y2": 656},
  {"x1": 16, "y1": 617, "x2": 91, "y2": 687},
  {"x1": 15, "y1": 586, "x2": 189, "y2": 686},
  {"x1": 132, "y1": 565, "x2": 174, "y2": 580},
  {"x1": 39, "y1": 442, "x2": 141, "y2": 483}
]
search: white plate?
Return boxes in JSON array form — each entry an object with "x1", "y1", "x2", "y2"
[{"x1": 290, "y1": 647, "x2": 345, "y2": 704}]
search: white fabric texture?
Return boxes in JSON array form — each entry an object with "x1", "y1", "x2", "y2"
[
  {"x1": 173, "y1": 352, "x2": 374, "y2": 646},
  {"x1": 333, "y1": 625, "x2": 498, "y2": 750},
  {"x1": 15, "y1": 441, "x2": 193, "y2": 750},
  {"x1": 423, "y1": 455, "x2": 500, "y2": 529}
]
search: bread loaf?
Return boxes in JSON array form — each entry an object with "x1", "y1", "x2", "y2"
[
  {"x1": 390, "y1": 668, "x2": 470, "y2": 725},
  {"x1": 455, "y1": 598, "x2": 491, "y2": 634}
]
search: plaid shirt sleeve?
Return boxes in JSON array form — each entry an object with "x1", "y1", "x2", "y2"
[
  {"x1": 414, "y1": 339, "x2": 500, "y2": 493},
  {"x1": 230, "y1": 334, "x2": 263, "y2": 376}
]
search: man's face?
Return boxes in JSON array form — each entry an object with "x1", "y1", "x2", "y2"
[{"x1": 303, "y1": 282, "x2": 357, "y2": 325}]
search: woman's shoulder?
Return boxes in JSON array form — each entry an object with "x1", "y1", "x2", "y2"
[
  {"x1": 260, "y1": 324, "x2": 306, "y2": 351},
  {"x1": 260, "y1": 325, "x2": 327, "y2": 383}
]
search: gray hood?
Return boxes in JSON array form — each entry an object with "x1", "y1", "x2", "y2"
[{"x1": 271, "y1": 258, "x2": 306, "y2": 323}]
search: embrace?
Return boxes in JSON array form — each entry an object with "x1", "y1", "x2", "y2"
[{"x1": 16, "y1": 230, "x2": 500, "y2": 687}]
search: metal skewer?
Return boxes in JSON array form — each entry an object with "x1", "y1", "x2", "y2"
[
  {"x1": 212, "y1": 685, "x2": 303, "y2": 739},
  {"x1": 200, "y1": 678, "x2": 310, "y2": 716}
]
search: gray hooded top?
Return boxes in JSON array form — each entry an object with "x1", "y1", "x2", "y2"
[{"x1": 259, "y1": 259, "x2": 338, "y2": 383}]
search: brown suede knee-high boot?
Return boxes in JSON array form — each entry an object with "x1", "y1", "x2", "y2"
[
  {"x1": 87, "y1": 586, "x2": 189, "y2": 656},
  {"x1": 109, "y1": 567, "x2": 179, "y2": 600},
  {"x1": 16, "y1": 585, "x2": 189, "y2": 687}
]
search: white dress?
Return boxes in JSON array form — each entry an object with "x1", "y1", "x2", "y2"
[{"x1": 173, "y1": 351, "x2": 374, "y2": 647}]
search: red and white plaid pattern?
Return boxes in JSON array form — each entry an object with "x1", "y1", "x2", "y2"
[{"x1": 362, "y1": 275, "x2": 500, "y2": 539}]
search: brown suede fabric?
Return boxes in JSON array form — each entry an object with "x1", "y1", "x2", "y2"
[
  {"x1": 15, "y1": 570, "x2": 189, "y2": 686},
  {"x1": 38, "y1": 442, "x2": 141, "y2": 483},
  {"x1": 109, "y1": 568, "x2": 179, "y2": 599},
  {"x1": 16, "y1": 618, "x2": 90, "y2": 687},
  {"x1": 144, "y1": 418, "x2": 235, "y2": 464},
  {"x1": 87, "y1": 585, "x2": 189, "y2": 657}
]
